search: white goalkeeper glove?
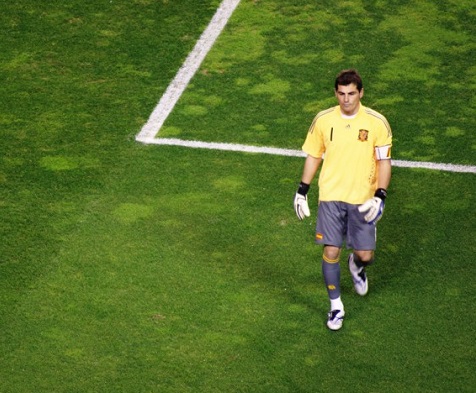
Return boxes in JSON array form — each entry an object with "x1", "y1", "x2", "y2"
[
  {"x1": 358, "y1": 188, "x2": 387, "y2": 225},
  {"x1": 294, "y1": 182, "x2": 311, "y2": 220}
]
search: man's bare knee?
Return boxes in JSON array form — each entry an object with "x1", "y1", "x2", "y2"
[
  {"x1": 324, "y1": 246, "x2": 341, "y2": 261},
  {"x1": 353, "y1": 250, "x2": 374, "y2": 264}
]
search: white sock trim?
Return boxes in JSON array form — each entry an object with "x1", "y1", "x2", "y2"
[{"x1": 330, "y1": 297, "x2": 344, "y2": 311}]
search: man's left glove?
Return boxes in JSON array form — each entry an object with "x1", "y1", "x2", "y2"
[
  {"x1": 294, "y1": 182, "x2": 311, "y2": 220},
  {"x1": 358, "y1": 188, "x2": 387, "y2": 225}
]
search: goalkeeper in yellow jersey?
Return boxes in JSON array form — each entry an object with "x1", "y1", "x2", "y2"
[{"x1": 293, "y1": 69, "x2": 392, "y2": 331}]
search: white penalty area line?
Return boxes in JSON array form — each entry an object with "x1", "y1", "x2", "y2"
[
  {"x1": 141, "y1": 137, "x2": 476, "y2": 173},
  {"x1": 135, "y1": 0, "x2": 242, "y2": 141},
  {"x1": 135, "y1": 0, "x2": 476, "y2": 175}
]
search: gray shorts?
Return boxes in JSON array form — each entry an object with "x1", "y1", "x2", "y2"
[{"x1": 315, "y1": 201, "x2": 377, "y2": 250}]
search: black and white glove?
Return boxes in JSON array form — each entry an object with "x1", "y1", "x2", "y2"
[
  {"x1": 294, "y1": 182, "x2": 311, "y2": 220},
  {"x1": 358, "y1": 188, "x2": 387, "y2": 225}
]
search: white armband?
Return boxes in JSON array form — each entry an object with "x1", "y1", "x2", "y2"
[{"x1": 375, "y1": 145, "x2": 391, "y2": 160}]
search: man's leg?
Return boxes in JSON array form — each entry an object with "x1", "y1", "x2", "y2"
[
  {"x1": 348, "y1": 250, "x2": 374, "y2": 296},
  {"x1": 323, "y1": 246, "x2": 345, "y2": 330},
  {"x1": 315, "y1": 202, "x2": 346, "y2": 330}
]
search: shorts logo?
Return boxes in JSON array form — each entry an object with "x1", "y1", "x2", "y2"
[
  {"x1": 316, "y1": 233, "x2": 323, "y2": 240},
  {"x1": 358, "y1": 129, "x2": 369, "y2": 142}
]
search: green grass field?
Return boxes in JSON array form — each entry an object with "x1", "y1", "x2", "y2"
[{"x1": 1, "y1": 1, "x2": 475, "y2": 392}]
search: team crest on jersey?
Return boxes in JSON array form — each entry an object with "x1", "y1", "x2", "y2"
[{"x1": 358, "y1": 129, "x2": 369, "y2": 141}]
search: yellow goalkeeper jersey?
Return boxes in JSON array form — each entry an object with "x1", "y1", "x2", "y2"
[{"x1": 302, "y1": 104, "x2": 392, "y2": 204}]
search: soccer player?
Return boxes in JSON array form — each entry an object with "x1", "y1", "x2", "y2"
[{"x1": 293, "y1": 69, "x2": 392, "y2": 330}]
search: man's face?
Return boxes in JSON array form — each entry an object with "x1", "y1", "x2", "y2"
[{"x1": 335, "y1": 83, "x2": 363, "y2": 116}]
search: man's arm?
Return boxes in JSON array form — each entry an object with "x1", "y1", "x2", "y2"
[
  {"x1": 358, "y1": 158, "x2": 392, "y2": 224},
  {"x1": 377, "y1": 159, "x2": 391, "y2": 190},
  {"x1": 302, "y1": 155, "x2": 323, "y2": 184},
  {"x1": 294, "y1": 155, "x2": 322, "y2": 220}
]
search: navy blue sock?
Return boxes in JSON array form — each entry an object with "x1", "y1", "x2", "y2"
[{"x1": 322, "y1": 258, "x2": 341, "y2": 300}]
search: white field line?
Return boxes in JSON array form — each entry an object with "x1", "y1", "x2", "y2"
[
  {"x1": 135, "y1": 0, "x2": 242, "y2": 141},
  {"x1": 142, "y1": 137, "x2": 476, "y2": 173},
  {"x1": 135, "y1": 0, "x2": 476, "y2": 175}
]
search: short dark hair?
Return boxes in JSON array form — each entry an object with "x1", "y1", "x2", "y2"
[{"x1": 335, "y1": 69, "x2": 363, "y2": 91}]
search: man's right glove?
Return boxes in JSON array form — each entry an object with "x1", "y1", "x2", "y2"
[
  {"x1": 294, "y1": 182, "x2": 311, "y2": 220},
  {"x1": 358, "y1": 188, "x2": 387, "y2": 225}
]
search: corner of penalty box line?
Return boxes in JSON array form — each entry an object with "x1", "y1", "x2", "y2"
[{"x1": 135, "y1": 134, "x2": 157, "y2": 144}]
